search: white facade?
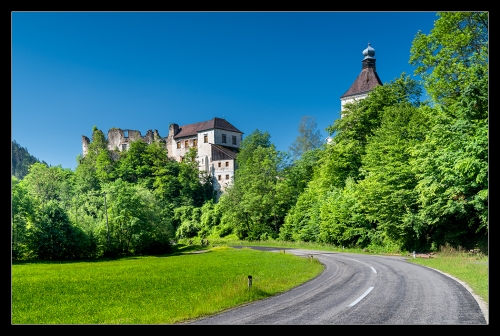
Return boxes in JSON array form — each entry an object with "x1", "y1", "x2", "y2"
[
  {"x1": 166, "y1": 118, "x2": 243, "y2": 194},
  {"x1": 340, "y1": 92, "x2": 369, "y2": 113}
]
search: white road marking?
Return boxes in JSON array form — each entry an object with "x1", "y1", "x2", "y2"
[
  {"x1": 349, "y1": 287, "x2": 374, "y2": 307},
  {"x1": 346, "y1": 258, "x2": 377, "y2": 274}
]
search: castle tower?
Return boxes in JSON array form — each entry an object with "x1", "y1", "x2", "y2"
[{"x1": 340, "y1": 43, "x2": 383, "y2": 114}]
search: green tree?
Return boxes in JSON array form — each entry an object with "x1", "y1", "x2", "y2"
[
  {"x1": 318, "y1": 178, "x2": 372, "y2": 247},
  {"x1": 289, "y1": 116, "x2": 323, "y2": 161},
  {"x1": 410, "y1": 12, "x2": 488, "y2": 105},
  {"x1": 177, "y1": 148, "x2": 209, "y2": 206},
  {"x1": 235, "y1": 129, "x2": 271, "y2": 165},
  {"x1": 321, "y1": 74, "x2": 422, "y2": 190},
  {"x1": 409, "y1": 80, "x2": 488, "y2": 250},
  {"x1": 173, "y1": 205, "x2": 202, "y2": 239},
  {"x1": 23, "y1": 163, "x2": 74, "y2": 210},
  {"x1": 12, "y1": 176, "x2": 35, "y2": 260},
  {"x1": 281, "y1": 74, "x2": 422, "y2": 245},
  {"x1": 95, "y1": 149, "x2": 116, "y2": 184},
  {"x1": 355, "y1": 104, "x2": 430, "y2": 250},
  {"x1": 25, "y1": 200, "x2": 86, "y2": 260},
  {"x1": 103, "y1": 179, "x2": 173, "y2": 256},
  {"x1": 408, "y1": 12, "x2": 488, "y2": 250},
  {"x1": 11, "y1": 140, "x2": 48, "y2": 180},
  {"x1": 115, "y1": 139, "x2": 150, "y2": 184},
  {"x1": 75, "y1": 126, "x2": 109, "y2": 192},
  {"x1": 218, "y1": 130, "x2": 287, "y2": 240},
  {"x1": 279, "y1": 179, "x2": 323, "y2": 242}
]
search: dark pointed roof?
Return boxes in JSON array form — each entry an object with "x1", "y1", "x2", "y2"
[
  {"x1": 173, "y1": 117, "x2": 243, "y2": 139},
  {"x1": 341, "y1": 43, "x2": 383, "y2": 99},
  {"x1": 340, "y1": 67, "x2": 382, "y2": 98}
]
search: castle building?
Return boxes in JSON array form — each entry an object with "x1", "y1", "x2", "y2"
[
  {"x1": 82, "y1": 117, "x2": 243, "y2": 194},
  {"x1": 340, "y1": 43, "x2": 383, "y2": 113},
  {"x1": 166, "y1": 117, "x2": 243, "y2": 193}
]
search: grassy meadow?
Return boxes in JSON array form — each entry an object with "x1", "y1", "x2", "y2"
[
  {"x1": 12, "y1": 246, "x2": 323, "y2": 324},
  {"x1": 12, "y1": 239, "x2": 488, "y2": 324}
]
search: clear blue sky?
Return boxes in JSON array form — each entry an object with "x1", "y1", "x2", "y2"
[{"x1": 12, "y1": 11, "x2": 438, "y2": 171}]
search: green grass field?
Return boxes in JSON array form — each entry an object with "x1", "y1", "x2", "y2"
[
  {"x1": 12, "y1": 240, "x2": 488, "y2": 324},
  {"x1": 12, "y1": 246, "x2": 323, "y2": 324}
]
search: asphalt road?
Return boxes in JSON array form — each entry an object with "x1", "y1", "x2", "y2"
[{"x1": 186, "y1": 246, "x2": 488, "y2": 324}]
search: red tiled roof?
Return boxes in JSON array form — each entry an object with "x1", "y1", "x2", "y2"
[
  {"x1": 173, "y1": 117, "x2": 243, "y2": 139},
  {"x1": 340, "y1": 67, "x2": 383, "y2": 99}
]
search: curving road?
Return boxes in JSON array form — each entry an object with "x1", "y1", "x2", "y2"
[{"x1": 187, "y1": 247, "x2": 487, "y2": 324}]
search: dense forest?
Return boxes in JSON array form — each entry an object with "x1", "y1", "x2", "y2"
[
  {"x1": 12, "y1": 12, "x2": 488, "y2": 261},
  {"x1": 11, "y1": 140, "x2": 48, "y2": 180}
]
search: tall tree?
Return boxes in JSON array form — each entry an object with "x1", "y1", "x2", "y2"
[
  {"x1": 409, "y1": 79, "x2": 488, "y2": 250},
  {"x1": 102, "y1": 179, "x2": 173, "y2": 256},
  {"x1": 355, "y1": 103, "x2": 430, "y2": 250},
  {"x1": 280, "y1": 74, "x2": 422, "y2": 246},
  {"x1": 320, "y1": 73, "x2": 422, "y2": 190},
  {"x1": 218, "y1": 130, "x2": 287, "y2": 240},
  {"x1": 409, "y1": 12, "x2": 488, "y2": 250},
  {"x1": 25, "y1": 199, "x2": 86, "y2": 260},
  {"x1": 410, "y1": 12, "x2": 488, "y2": 105},
  {"x1": 289, "y1": 116, "x2": 323, "y2": 160},
  {"x1": 12, "y1": 176, "x2": 35, "y2": 260},
  {"x1": 23, "y1": 163, "x2": 74, "y2": 209}
]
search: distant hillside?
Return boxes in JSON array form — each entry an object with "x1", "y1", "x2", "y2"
[{"x1": 12, "y1": 140, "x2": 48, "y2": 179}]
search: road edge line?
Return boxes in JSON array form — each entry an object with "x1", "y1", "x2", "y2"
[{"x1": 418, "y1": 264, "x2": 488, "y2": 324}]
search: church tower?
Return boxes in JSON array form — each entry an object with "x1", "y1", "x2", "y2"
[{"x1": 340, "y1": 43, "x2": 383, "y2": 113}]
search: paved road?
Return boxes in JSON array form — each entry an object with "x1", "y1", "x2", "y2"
[{"x1": 187, "y1": 247, "x2": 487, "y2": 324}]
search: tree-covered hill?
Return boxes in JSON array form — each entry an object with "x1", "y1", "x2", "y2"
[{"x1": 12, "y1": 140, "x2": 48, "y2": 179}]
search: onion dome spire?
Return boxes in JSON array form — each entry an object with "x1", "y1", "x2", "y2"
[{"x1": 362, "y1": 43, "x2": 376, "y2": 69}]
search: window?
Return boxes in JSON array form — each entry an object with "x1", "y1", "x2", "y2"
[
  {"x1": 204, "y1": 134, "x2": 208, "y2": 143},
  {"x1": 202, "y1": 158, "x2": 204, "y2": 164},
  {"x1": 218, "y1": 162, "x2": 221, "y2": 168},
  {"x1": 124, "y1": 130, "x2": 129, "y2": 138},
  {"x1": 176, "y1": 142, "x2": 181, "y2": 149},
  {"x1": 193, "y1": 139, "x2": 198, "y2": 147},
  {"x1": 226, "y1": 174, "x2": 229, "y2": 180},
  {"x1": 232, "y1": 135, "x2": 236, "y2": 145},
  {"x1": 222, "y1": 134, "x2": 227, "y2": 143},
  {"x1": 218, "y1": 175, "x2": 221, "y2": 181},
  {"x1": 122, "y1": 144, "x2": 127, "y2": 151},
  {"x1": 225, "y1": 161, "x2": 229, "y2": 167},
  {"x1": 185, "y1": 140, "x2": 189, "y2": 148}
]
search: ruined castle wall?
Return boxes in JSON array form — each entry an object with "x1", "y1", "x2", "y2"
[
  {"x1": 107, "y1": 129, "x2": 125, "y2": 151},
  {"x1": 144, "y1": 130, "x2": 154, "y2": 144},
  {"x1": 83, "y1": 128, "x2": 166, "y2": 158},
  {"x1": 82, "y1": 136, "x2": 90, "y2": 157},
  {"x1": 166, "y1": 124, "x2": 179, "y2": 159},
  {"x1": 127, "y1": 130, "x2": 143, "y2": 142}
]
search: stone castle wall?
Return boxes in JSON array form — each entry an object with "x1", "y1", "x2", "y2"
[{"x1": 82, "y1": 128, "x2": 164, "y2": 157}]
